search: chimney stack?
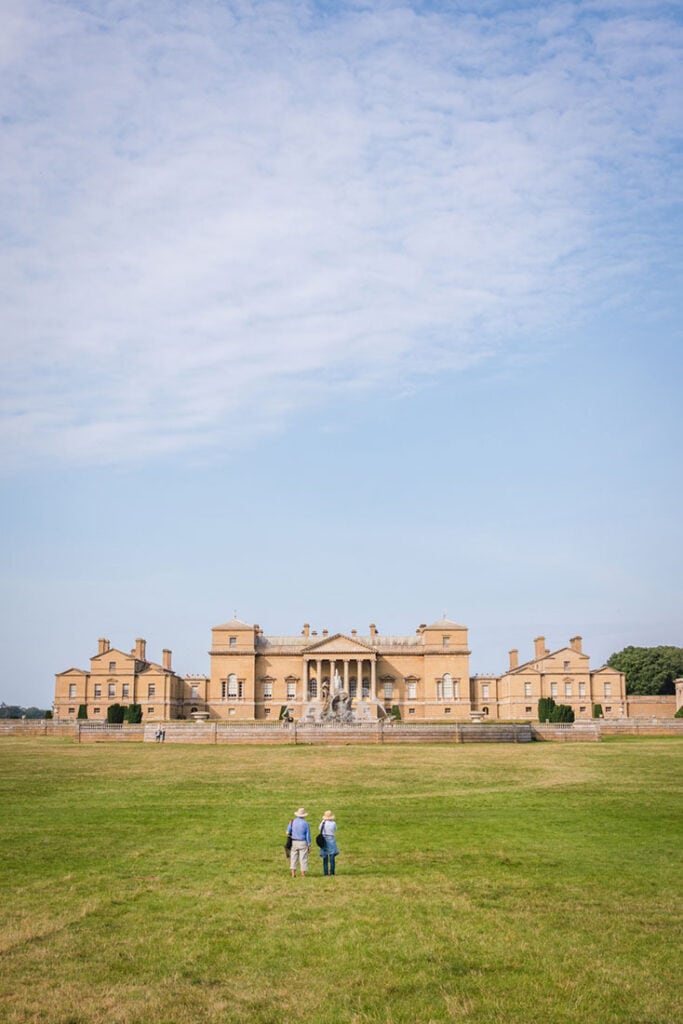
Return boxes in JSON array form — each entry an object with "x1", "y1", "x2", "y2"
[
  {"x1": 97, "y1": 638, "x2": 110, "y2": 656},
  {"x1": 533, "y1": 636, "x2": 546, "y2": 661},
  {"x1": 135, "y1": 637, "x2": 147, "y2": 662},
  {"x1": 369, "y1": 623, "x2": 377, "y2": 638},
  {"x1": 162, "y1": 649, "x2": 172, "y2": 670},
  {"x1": 302, "y1": 623, "x2": 310, "y2": 637},
  {"x1": 570, "y1": 635, "x2": 582, "y2": 654},
  {"x1": 351, "y1": 629, "x2": 357, "y2": 636},
  {"x1": 322, "y1": 629, "x2": 328, "y2": 637},
  {"x1": 509, "y1": 648, "x2": 519, "y2": 670}
]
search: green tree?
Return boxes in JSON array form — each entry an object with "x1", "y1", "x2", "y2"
[
  {"x1": 124, "y1": 704, "x2": 142, "y2": 724},
  {"x1": 593, "y1": 703, "x2": 603, "y2": 718},
  {"x1": 77, "y1": 704, "x2": 88, "y2": 720},
  {"x1": 550, "y1": 703, "x2": 575, "y2": 723},
  {"x1": 606, "y1": 646, "x2": 683, "y2": 695},
  {"x1": 106, "y1": 703, "x2": 126, "y2": 724},
  {"x1": 537, "y1": 697, "x2": 556, "y2": 722}
]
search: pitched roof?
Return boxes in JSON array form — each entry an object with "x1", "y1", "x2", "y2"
[
  {"x1": 426, "y1": 618, "x2": 466, "y2": 630},
  {"x1": 213, "y1": 618, "x2": 253, "y2": 630}
]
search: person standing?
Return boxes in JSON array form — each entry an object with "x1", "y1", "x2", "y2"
[
  {"x1": 318, "y1": 810, "x2": 339, "y2": 876},
  {"x1": 287, "y1": 808, "x2": 311, "y2": 878}
]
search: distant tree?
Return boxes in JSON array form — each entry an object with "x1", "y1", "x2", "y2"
[
  {"x1": 45, "y1": 709, "x2": 53, "y2": 719},
  {"x1": 0, "y1": 703, "x2": 50, "y2": 719},
  {"x1": 77, "y1": 705, "x2": 88, "y2": 720},
  {"x1": 107, "y1": 703, "x2": 125, "y2": 724},
  {"x1": 606, "y1": 646, "x2": 683, "y2": 695},
  {"x1": 0, "y1": 703, "x2": 22, "y2": 719}
]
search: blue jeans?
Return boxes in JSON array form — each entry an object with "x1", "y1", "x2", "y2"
[{"x1": 323, "y1": 854, "x2": 336, "y2": 876}]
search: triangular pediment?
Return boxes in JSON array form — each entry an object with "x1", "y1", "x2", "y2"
[{"x1": 304, "y1": 632, "x2": 375, "y2": 654}]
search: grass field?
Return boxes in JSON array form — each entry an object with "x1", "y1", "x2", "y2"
[{"x1": 0, "y1": 737, "x2": 681, "y2": 1024}]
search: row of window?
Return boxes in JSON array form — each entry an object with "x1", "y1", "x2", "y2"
[{"x1": 69, "y1": 683, "x2": 157, "y2": 699}]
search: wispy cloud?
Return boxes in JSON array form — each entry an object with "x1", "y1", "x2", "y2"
[{"x1": 1, "y1": 1, "x2": 681, "y2": 465}]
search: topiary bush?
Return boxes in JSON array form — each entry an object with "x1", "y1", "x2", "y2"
[
  {"x1": 592, "y1": 703, "x2": 603, "y2": 718},
  {"x1": 77, "y1": 704, "x2": 88, "y2": 720},
  {"x1": 537, "y1": 697, "x2": 556, "y2": 722},
  {"x1": 550, "y1": 703, "x2": 575, "y2": 723},
  {"x1": 107, "y1": 703, "x2": 125, "y2": 724},
  {"x1": 125, "y1": 703, "x2": 142, "y2": 724}
]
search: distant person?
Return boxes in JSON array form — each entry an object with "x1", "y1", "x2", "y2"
[
  {"x1": 318, "y1": 810, "x2": 339, "y2": 876},
  {"x1": 287, "y1": 807, "x2": 311, "y2": 878}
]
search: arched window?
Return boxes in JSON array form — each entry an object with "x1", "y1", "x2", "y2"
[
  {"x1": 443, "y1": 673, "x2": 453, "y2": 699},
  {"x1": 227, "y1": 673, "x2": 237, "y2": 698},
  {"x1": 482, "y1": 706, "x2": 489, "y2": 716}
]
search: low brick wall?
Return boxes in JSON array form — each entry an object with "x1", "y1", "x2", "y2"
[
  {"x1": 599, "y1": 719, "x2": 683, "y2": 737},
  {"x1": 532, "y1": 724, "x2": 601, "y2": 742},
  {"x1": 140, "y1": 721, "x2": 533, "y2": 744}
]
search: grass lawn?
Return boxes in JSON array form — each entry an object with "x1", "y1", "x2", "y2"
[{"x1": 0, "y1": 737, "x2": 681, "y2": 1024}]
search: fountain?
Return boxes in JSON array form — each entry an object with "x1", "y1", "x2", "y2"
[{"x1": 300, "y1": 669, "x2": 388, "y2": 724}]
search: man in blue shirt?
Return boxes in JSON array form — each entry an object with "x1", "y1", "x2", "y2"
[{"x1": 287, "y1": 807, "x2": 311, "y2": 878}]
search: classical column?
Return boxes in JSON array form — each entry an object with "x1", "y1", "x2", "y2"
[
  {"x1": 316, "y1": 659, "x2": 322, "y2": 695},
  {"x1": 343, "y1": 659, "x2": 349, "y2": 691},
  {"x1": 302, "y1": 658, "x2": 308, "y2": 698},
  {"x1": 357, "y1": 658, "x2": 364, "y2": 699},
  {"x1": 371, "y1": 659, "x2": 377, "y2": 701}
]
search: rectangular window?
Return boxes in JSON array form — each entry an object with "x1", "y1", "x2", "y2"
[
  {"x1": 550, "y1": 682, "x2": 558, "y2": 697},
  {"x1": 565, "y1": 683, "x2": 572, "y2": 697},
  {"x1": 408, "y1": 707, "x2": 415, "y2": 715},
  {"x1": 443, "y1": 636, "x2": 450, "y2": 648},
  {"x1": 227, "y1": 676, "x2": 237, "y2": 698},
  {"x1": 109, "y1": 661, "x2": 116, "y2": 672},
  {"x1": 481, "y1": 684, "x2": 489, "y2": 700},
  {"x1": 286, "y1": 682, "x2": 296, "y2": 700},
  {"x1": 148, "y1": 684, "x2": 156, "y2": 698},
  {"x1": 147, "y1": 707, "x2": 154, "y2": 714},
  {"x1": 604, "y1": 682, "x2": 612, "y2": 697},
  {"x1": 384, "y1": 681, "x2": 393, "y2": 700},
  {"x1": 579, "y1": 683, "x2": 586, "y2": 697},
  {"x1": 229, "y1": 637, "x2": 237, "y2": 646},
  {"x1": 525, "y1": 706, "x2": 532, "y2": 714},
  {"x1": 94, "y1": 685, "x2": 101, "y2": 698},
  {"x1": 407, "y1": 681, "x2": 416, "y2": 699},
  {"x1": 579, "y1": 706, "x2": 586, "y2": 713},
  {"x1": 238, "y1": 681, "x2": 244, "y2": 699},
  {"x1": 453, "y1": 680, "x2": 459, "y2": 699},
  {"x1": 93, "y1": 707, "x2": 100, "y2": 714},
  {"x1": 191, "y1": 685, "x2": 199, "y2": 699},
  {"x1": 444, "y1": 707, "x2": 451, "y2": 714},
  {"x1": 264, "y1": 707, "x2": 271, "y2": 716},
  {"x1": 524, "y1": 682, "x2": 532, "y2": 697},
  {"x1": 564, "y1": 661, "x2": 570, "y2": 672},
  {"x1": 122, "y1": 684, "x2": 130, "y2": 699},
  {"x1": 68, "y1": 707, "x2": 75, "y2": 715},
  {"x1": 108, "y1": 684, "x2": 115, "y2": 698},
  {"x1": 69, "y1": 684, "x2": 77, "y2": 698},
  {"x1": 221, "y1": 681, "x2": 227, "y2": 699},
  {"x1": 605, "y1": 705, "x2": 612, "y2": 713},
  {"x1": 263, "y1": 682, "x2": 273, "y2": 699}
]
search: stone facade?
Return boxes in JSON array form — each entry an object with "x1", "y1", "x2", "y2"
[{"x1": 54, "y1": 619, "x2": 677, "y2": 723}]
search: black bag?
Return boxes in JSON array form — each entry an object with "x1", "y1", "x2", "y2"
[
  {"x1": 285, "y1": 835, "x2": 292, "y2": 853},
  {"x1": 315, "y1": 831, "x2": 325, "y2": 848}
]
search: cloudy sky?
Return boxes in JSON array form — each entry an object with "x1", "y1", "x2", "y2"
[{"x1": 1, "y1": 0, "x2": 681, "y2": 706}]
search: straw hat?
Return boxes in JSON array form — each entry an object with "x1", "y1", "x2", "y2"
[
  {"x1": 295, "y1": 807, "x2": 308, "y2": 817},
  {"x1": 322, "y1": 810, "x2": 335, "y2": 820}
]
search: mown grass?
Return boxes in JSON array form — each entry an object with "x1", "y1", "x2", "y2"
[{"x1": 0, "y1": 737, "x2": 681, "y2": 1024}]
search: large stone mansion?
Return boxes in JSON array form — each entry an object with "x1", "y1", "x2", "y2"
[{"x1": 53, "y1": 616, "x2": 665, "y2": 724}]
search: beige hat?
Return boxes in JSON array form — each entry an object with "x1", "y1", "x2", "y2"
[
  {"x1": 322, "y1": 810, "x2": 335, "y2": 820},
  {"x1": 295, "y1": 807, "x2": 308, "y2": 817}
]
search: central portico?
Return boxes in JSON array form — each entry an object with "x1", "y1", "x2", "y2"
[{"x1": 302, "y1": 633, "x2": 377, "y2": 701}]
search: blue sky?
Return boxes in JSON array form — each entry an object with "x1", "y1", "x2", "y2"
[{"x1": 1, "y1": 0, "x2": 681, "y2": 706}]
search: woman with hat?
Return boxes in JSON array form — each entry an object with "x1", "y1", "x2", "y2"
[
  {"x1": 287, "y1": 808, "x2": 311, "y2": 878},
  {"x1": 318, "y1": 810, "x2": 339, "y2": 876}
]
